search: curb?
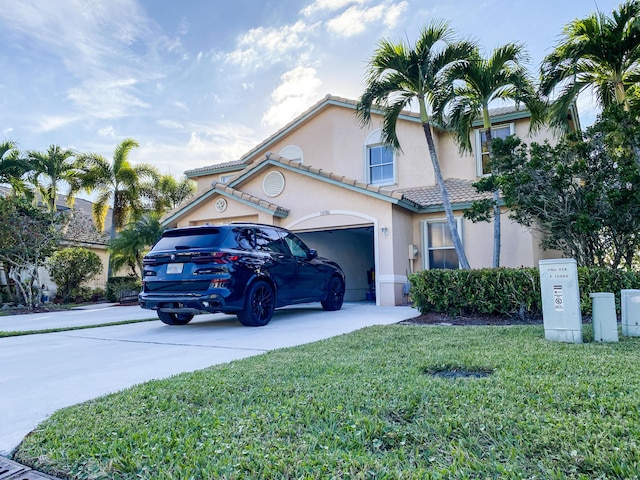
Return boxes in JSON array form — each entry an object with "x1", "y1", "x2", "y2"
[{"x1": 0, "y1": 457, "x2": 60, "y2": 480}]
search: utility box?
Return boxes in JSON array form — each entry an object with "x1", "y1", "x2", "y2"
[
  {"x1": 590, "y1": 293, "x2": 619, "y2": 342},
  {"x1": 539, "y1": 259, "x2": 582, "y2": 343},
  {"x1": 621, "y1": 289, "x2": 640, "y2": 337}
]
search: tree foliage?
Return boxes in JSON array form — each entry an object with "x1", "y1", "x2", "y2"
[
  {"x1": 48, "y1": 247, "x2": 103, "y2": 302},
  {"x1": 490, "y1": 105, "x2": 640, "y2": 269},
  {"x1": 108, "y1": 213, "x2": 164, "y2": 278},
  {"x1": 540, "y1": 0, "x2": 640, "y2": 128},
  {"x1": 0, "y1": 196, "x2": 60, "y2": 307},
  {"x1": 356, "y1": 21, "x2": 475, "y2": 269}
]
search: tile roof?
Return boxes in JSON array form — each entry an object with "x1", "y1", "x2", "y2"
[
  {"x1": 184, "y1": 159, "x2": 245, "y2": 177},
  {"x1": 399, "y1": 179, "x2": 493, "y2": 208}
]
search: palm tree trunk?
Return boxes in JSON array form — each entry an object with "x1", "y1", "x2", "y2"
[
  {"x1": 484, "y1": 118, "x2": 501, "y2": 268},
  {"x1": 421, "y1": 122, "x2": 471, "y2": 270}
]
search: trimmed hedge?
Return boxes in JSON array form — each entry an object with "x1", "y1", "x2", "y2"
[{"x1": 409, "y1": 267, "x2": 640, "y2": 318}]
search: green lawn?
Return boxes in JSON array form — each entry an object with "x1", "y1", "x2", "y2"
[{"x1": 13, "y1": 324, "x2": 640, "y2": 479}]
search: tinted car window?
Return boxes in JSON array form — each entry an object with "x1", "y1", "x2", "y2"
[
  {"x1": 228, "y1": 227, "x2": 255, "y2": 251},
  {"x1": 280, "y1": 231, "x2": 311, "y2": 259},
  {"x1": 255, "y1": 228, "x2": 290, "y2": 255},
  {"x1": 152, "y1": 227, "x2": 228, "y2": 251}
]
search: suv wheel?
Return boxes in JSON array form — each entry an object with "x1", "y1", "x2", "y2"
[
  {"x1": 158, "y1": 312, "x2": 195, "y2": 325},
  {"x1": 237, "y1": 280, "x2": 275, "y2": 327},
  {"x1": 321, "y1": 276, "x2": 345, "y2": 311}
]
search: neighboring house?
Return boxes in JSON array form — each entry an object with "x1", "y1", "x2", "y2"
[
  {"x1": 0, "y1": 185, "x2": 111, "y2": 293},
  {"x1": 162, "y1": 95, "x2": 579, "y2": 306}
]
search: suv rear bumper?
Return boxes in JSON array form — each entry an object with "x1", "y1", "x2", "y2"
[{"x1": 138, "y1": 292, "x2": 240, "y2": 314}]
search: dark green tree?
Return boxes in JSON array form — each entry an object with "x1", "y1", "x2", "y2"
[
  {"x1": 48, "y1": 247, "x2": 103, "y2": 302},
  {"x1": 489, "y1": 105, "x2": 640, "y2": 269},
  {"x1": 0, "y1": 196, "x2": 60, "y2": 307}
]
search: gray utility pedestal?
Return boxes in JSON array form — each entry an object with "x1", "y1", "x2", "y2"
[
  {"x1": 621, "y1": 289, "x2": 640, "y2": 337},
  {"x1": 539, "y1": 258, "x2": 582, "y2": 343},
  {"x1": 590, "y1": 292, "x2": 619, "y2": 342}
]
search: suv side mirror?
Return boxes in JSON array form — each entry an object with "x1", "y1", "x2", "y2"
[{"x1": 309, "y1": 249, "x2": 318, "y2": 259}]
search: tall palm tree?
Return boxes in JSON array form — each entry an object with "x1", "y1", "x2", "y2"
[
  {"x1": 540, "y1": 0, "x2": 640, "y2": 128},
  {"x1": 26, "y1": 145, "x2": 86, "y2": 212},
  {"x1": 356, "y1": 21, "x2": 475, "y2": 269},
  {"x1": 437, "y1": 43, "x2": 542, "y2": 267},
  {"x1": 81, "y1": 138, "x2": 159, "y2": 238}
]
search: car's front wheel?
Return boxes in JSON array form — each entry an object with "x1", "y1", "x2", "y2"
[
  {"x1": 321, "y1": 275, "x2": 345, "y2": 311},
  {"x1": 158, "y1": 312, "x2": 195, "y2": 325},
  {"x1": 237, "y1": 280, "x2": 275, "y2": 327}
]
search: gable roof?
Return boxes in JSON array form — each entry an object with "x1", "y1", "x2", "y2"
[
  {"x1": 164, "y1": 153, "x2": 492, "y2": 226},
  {"x1": 184, "y1": 95, "x2": 534, "y2": 179}
]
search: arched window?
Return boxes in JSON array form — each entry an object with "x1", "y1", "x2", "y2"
[
  {"x1": 279, "y1": 145, "x2": 303, "y2": 163},
  {"x1": 364, "y1": 129, "x2": 395, "y2": 185}
]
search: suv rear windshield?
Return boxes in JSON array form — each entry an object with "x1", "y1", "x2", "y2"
[{"x1": 152, "y1": 227, "x2": 230, "y2": 251}]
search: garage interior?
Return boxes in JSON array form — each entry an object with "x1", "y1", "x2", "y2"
[{"x1": 297, "y1": 226, "x2": 375, "y2": 302}]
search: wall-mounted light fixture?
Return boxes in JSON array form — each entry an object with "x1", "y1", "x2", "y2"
[{"x1": 381, "y1": 226, "x2": 389, "y2": 236}]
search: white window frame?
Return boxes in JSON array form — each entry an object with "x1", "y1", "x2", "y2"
[
  {"x1": 364, "y1": 129, "x2": 396, "y2": 186},
  {"x1": 474, "y1": 123, "x2": 514, "y2": 177},
  {"x1": 421, "y1": 217, "x2": 463, "y2": 270},
  {"x1": 220, "y1": 174, "x2": 235, "y2": 183}
]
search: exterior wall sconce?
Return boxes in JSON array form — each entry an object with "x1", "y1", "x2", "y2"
[{"x1": 381, "y1": 226, "x2": 389, "y2": 236}]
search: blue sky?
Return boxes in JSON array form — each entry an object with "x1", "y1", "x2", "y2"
[{"x1": 0, "y1": 0, "x2": 613, "y2": 177}]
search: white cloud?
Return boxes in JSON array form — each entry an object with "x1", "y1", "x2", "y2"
[
  {"x1": 327, "y1": 1, "x2": 407, "y2": 37},
  {"x1": 158, "y1": 120, "x2": 184, "y2": 129},
  {"x1": 2, "y1": 127, "x2": 13, "y2": 136},
  {"x1": 301, "y1": 0, "x2": 366, "y2": 16},
  {"x1": 262, "y1": 65, "x2": 322, "y2": 127},
  {"x1": 98, "y1": 126, "x2": 116, "y2": 137},
  {"x1": 35, "y1": 115, "x2": 79, "y2": 133},
  {"x1": 225, "y1": 21, "x2": 310, "y2": 69}
]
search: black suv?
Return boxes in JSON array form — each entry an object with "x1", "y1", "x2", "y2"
[{"x1": 138, "y1": 223, "x2": 345, "y2": 326}]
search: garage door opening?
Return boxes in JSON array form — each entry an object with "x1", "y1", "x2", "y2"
[{"x1": 296, "y1": 226, "x2": 374, "y2": 302}]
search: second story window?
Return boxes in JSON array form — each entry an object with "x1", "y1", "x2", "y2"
[
  {"x1": 367, "y1": 144, "x2": 395, "y2": 185},
  {"x1": 475, "y1": 123, "x2": 514, "y2": 176}
]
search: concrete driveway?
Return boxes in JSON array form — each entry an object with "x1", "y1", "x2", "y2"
[{"x1": 0, "y1": 302, "x2": 418, "y2": 456}]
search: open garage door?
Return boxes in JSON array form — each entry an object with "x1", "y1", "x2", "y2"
[{"x1": 296, "y1": 226, "x2": 375, "y2": 302}]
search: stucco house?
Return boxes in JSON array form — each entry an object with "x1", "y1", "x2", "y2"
[{"x1": 162, "y1": 95, "x2": 578, "y2": 306}]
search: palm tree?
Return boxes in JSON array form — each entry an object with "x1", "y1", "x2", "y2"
[
  {"x1": 108, "y1": 213, "x2": 164, "y2": 277},
  {"x1": 26, "y1": 145, "x2": 86, "y2": 212},
  {"x1": 356, "y1": 21, "x2": 475, "y2": 269},
  {"x1": 437, "y1": 43, "x2": 542, "y2": 267},
  {"x1": 80, "y1": 138, "x2": 159, "y2": 238},
  {"x1": 142, "y1": 174, "x2": 196, "y2": 215},
  {"x1": 540, "y1": 0, "x2": 640, "y2": 128},
  {"x1": 0, "y1": 140, "x2": 30, "y2": 196}
]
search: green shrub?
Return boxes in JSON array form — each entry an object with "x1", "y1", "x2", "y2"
[
  {"x1": 106, "y1": 277, "x2": 141, "y2": 302},
  {"x1": 409, "y1": 267, "x2": 640, "y2": 317},
  {"x1": 48, "y1": 248, "x2": 103, "y2": 303}
]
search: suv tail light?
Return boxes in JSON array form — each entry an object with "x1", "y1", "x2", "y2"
[{"x1": 193, "y1": 252, "x2": 240, "y2": 264}]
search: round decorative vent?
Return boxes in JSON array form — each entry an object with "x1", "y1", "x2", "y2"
[
  {"x1": 263, "y1": 171, "x2": 285, "y2": 197},
  {"x1": 215, "y1": 198, "x2": 227, "y2": 212}
]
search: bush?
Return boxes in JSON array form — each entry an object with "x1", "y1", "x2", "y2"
[
  {"x1": 409, "y1": 267, "x2": 640, "y2": 317},
  {"x1": 106, "y1": 277, "x2": 141, "y2": 302},
  {"x1": 48, "y1": 248, "x2": 103, "y2": 303}
]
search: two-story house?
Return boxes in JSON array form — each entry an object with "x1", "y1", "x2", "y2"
[{"x1": 162, "y1": 95, "x2": 577, "y2": 306}]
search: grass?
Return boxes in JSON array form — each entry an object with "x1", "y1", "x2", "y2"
[
  {"x1": 13, "y1": 324, "x2": 640, "y2": 479},
  {"x1": 0, "y1": 318, "x2": 157, "y2": 338}
]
